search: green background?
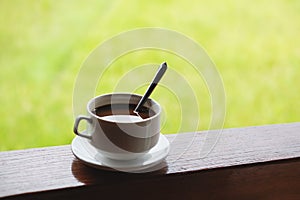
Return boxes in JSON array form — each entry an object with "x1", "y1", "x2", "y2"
[{"x1": 1, "y1": 0, "x2": 299, "y2": 151}]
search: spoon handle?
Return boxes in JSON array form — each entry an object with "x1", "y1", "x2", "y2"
[{"x1": 134, "y1": 62, "x2": 167, "y2": 113}]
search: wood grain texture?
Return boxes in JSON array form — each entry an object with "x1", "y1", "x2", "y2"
[{"x1": 0, "y1": 122, "x2": 300, "y2": 199}]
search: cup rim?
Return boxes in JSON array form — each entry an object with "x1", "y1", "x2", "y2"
[{"x1": 86, "y1": 92, "x2": 161, "y2": 123}]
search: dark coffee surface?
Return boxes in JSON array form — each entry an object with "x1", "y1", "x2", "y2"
[{"x1": 93, "y1": 104, "x2": 156, "y2": 119}]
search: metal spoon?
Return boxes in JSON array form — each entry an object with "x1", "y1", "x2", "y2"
[{"x1": 134, "y1": 62, "x2": 168, "y2": 114}]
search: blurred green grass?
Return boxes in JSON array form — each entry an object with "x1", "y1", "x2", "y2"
[{"x1": 0, "y1": 0, "x2": 299, "y2": 150}]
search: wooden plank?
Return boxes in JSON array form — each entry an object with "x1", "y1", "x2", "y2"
[{"x1": 0, "y1": 122, "x2": 300, "y2": 199}]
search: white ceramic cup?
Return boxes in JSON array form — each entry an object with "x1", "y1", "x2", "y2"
[{"x1": 73, "y1": 93, "x2": 161, "y2": 160}]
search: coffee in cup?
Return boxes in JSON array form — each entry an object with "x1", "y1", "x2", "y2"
[{"x1": 73, "y1": 93, "x2": 161, "y2": 160}]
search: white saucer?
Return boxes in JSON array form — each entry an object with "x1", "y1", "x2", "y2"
[{"x1": 71, "y1": 134, "x2": 170, "y2": 173}]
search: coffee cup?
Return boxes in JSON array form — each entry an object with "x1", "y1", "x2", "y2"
[{"x1": 73, "y1": 93, "x2": 161, "y2": 160}]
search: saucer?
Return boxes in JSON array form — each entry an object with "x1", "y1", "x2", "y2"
[{"x1": 71, "y1": 134, "x2": 170, "y2": 173}]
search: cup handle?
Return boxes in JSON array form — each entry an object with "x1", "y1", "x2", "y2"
[{"x1": 73, "y1": 115, "x2": 92, "y2": 139}]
